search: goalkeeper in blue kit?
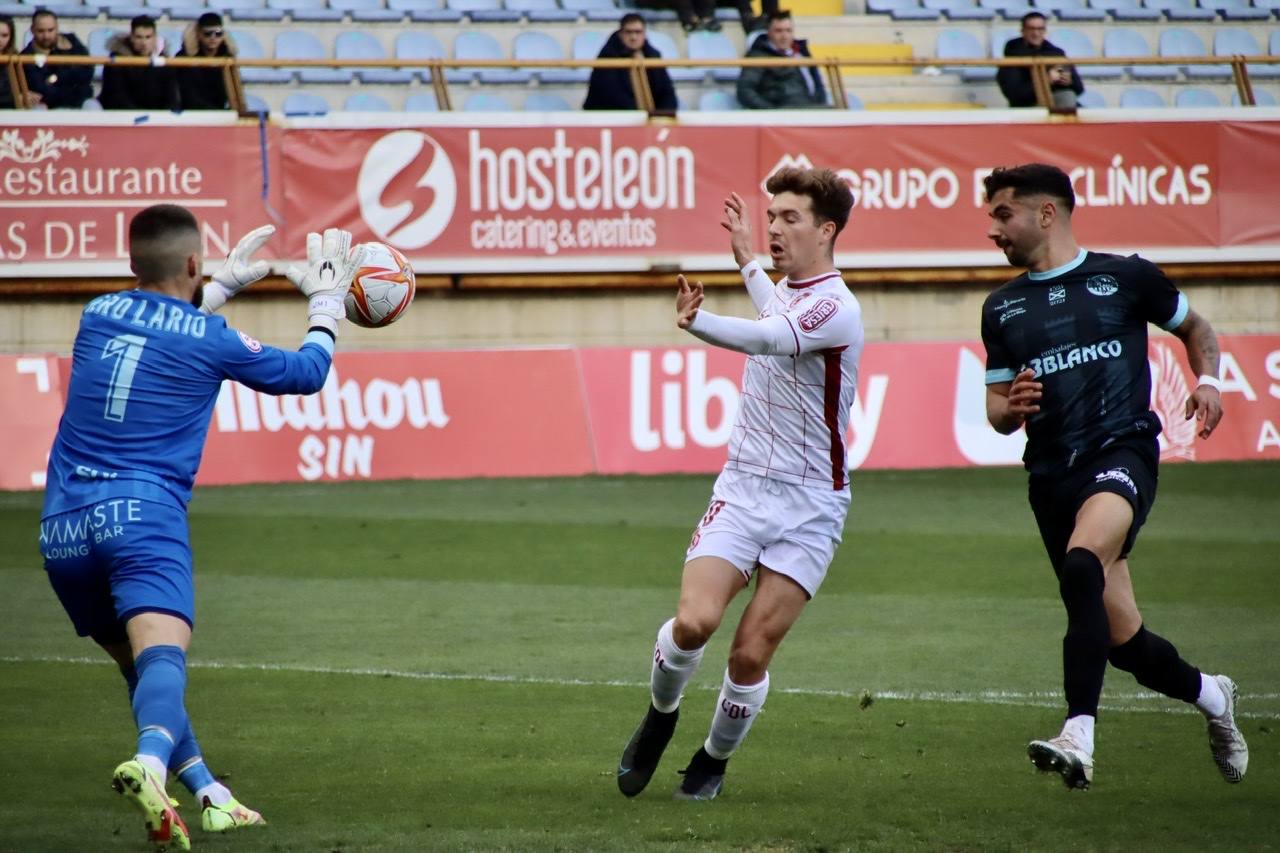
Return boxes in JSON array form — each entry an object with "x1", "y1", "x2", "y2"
[{"x1": 38, "y1": 204, "x2": 365, "y2": 851}]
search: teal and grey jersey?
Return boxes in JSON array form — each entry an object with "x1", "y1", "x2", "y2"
[{"x1": 980, "y1": 249, "x2": 1188, "y2": 475}]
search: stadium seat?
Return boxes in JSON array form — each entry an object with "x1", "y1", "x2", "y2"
[
  {"x1": 276, "y1": 30, "x2": 351, "y2": 83},
  {"x1": 230, "y1": 29, "x2": 292, "y2": 83},
  {"x1": 395, "y1": 30, "x2": 446, "y2": 83},
  {"x1": 282, "y1": 91, "x2": 330, "y2": 114},
  {"x1": 81, "y1": 96, "x2": 104, "y2": 109},
  {"x1": 1107, "y1": 0, "x2": 1162, "y2": 20},
  {"x1": 336, "y1": 31, "x2": 414, "y2": 84},
  {"x1": 330, "y1": 0, "x2": 404, "y2": 21},
  {"x1": 512, "y1": 30, "x2": 565, "y2": 83},
  {"x1": 698, "y1": 89, "x2": 740, "y2": 110},
  {"x1": 244, "y1": 93, "x2": 271, "y2": 113},
  {"x1": 1215, "y1": 28, "x2": 1280, "y2": 78},
  {"x1": 1159, "y1": 28, "x2": 1230, "y2": 78},
  {"x1": 1049, "y1": 27, "x2": 1119, "y2": 78},
  {"x1": 524, "y1": 91, "x2": 574, "y2": 110},
  {"x1": 507, "y1": 0, "x2": 578, "y2": 20},
  {"x1": 1119, "y1": 86, "x2": 1166, "y2": 106},
  {"x1": 844, "y1": 89, "x2": 865, "y2": 109},
  {"x1": 404, "y1": 91, "x2": 440, "y2": 110},
  {"x1": 343, "y1": 91, "x2": 394, "y2": 111},
  {"x1": 158, "y1": 0, "x2": 205, "y2": 20},
  {"x1": 867, "y1": 0, "x2": 918, "y2": 11},
  {"x1": 541, "y1": 29, "x2": 606, "y2": 84},
  {"x1": 158, "y1": 28, "x2": 183, "y2": 55},
  {"x1": 936, "y1": 28, "x2": 991, "y2": 80},
  {"x1": 1103, "y1": 28, "x2": 1177, "y2": 78},
  {"x1": 646, "y1": 30, "x2": 701, "y2": 83},
  {"x1": 1232, "y1": 88, "x2": 1278, "y2": 105},
  {"x1": 453, "y1": 30, "x2": 530, "y2": 84},
  {"x1": 449, "y1": 0, "x2": 521, "y2": 20},
  {"x1": 943, "y1": 0, "x2": 998, "y2": 21},
  {"x1": 1206, "y1": 0, "x2": 1271, "y2": 18},
  {"x1": 686, "y1": 30, "x2": 740, "y2": 82},
  {"x1": 220, "y1": 0, "x2": 276, "y2": 19},
  {"x1": 267, "y1": 0, "x2": 344, "y2": 19},
  {"x1": 461, "y1": 91, "x2": 513, "y2": 110},
  {"x1": 1076, "y1": 88, "x2": 1106, "y2": 106},
  {"x1": 390, "y1": 0, "x2": 461, "y2": 21},
  {"x1": 889, "y1": 0, "x2": 947, "y2": 20},
  {"x1": 1174, "y1": 86, "x2": 1221, "y2": 106}
]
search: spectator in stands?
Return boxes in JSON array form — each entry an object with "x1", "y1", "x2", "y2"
[
  {"x1": 175, "y1": 13, "x2": 238, "y2": 110},
  {"x1": 736, "y1": 10, "x2": 828, "y2": 109},
  {"x1": 661, "y1": 0, "x2": 774, "y2": 32},
  {"x1": 1, "y1": 15, "x2": 19, "y2": 109},
  {"x1": 20, "y1": 10, "x2": 94, "y2": 109},
  {"x1": 100, "y1": 15, "x2": 180, "y2": 111},
  {"x1": 997, "y1": 12, "x2": 1083, "y2": 109},
  {"x1": 583, "y1": 13, "x2": 678, "y2": 113}
]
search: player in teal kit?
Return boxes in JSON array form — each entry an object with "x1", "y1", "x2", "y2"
[{"x1": 39, "y1": 204, "x2": 365, "y2": 850}]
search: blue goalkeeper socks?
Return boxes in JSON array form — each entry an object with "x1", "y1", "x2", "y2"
[
  {"x1": 121, "y1": 658, "x2": 216, "y2": 794},
  {"x1": 131, "y1": 645, "x2": 189, "y2": 771}
]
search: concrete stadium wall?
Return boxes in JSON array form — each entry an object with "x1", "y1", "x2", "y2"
[{"x1": 3, "y1": 278, "x2": 1276, "y2": 354}]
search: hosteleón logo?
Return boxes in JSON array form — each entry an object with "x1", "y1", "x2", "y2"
[{"x1": 357, "y1": 130, "x2": 456, "y2": 250}]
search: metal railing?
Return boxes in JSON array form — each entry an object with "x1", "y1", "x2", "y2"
[{"x1": 5, "y1": 52, "x2": 1277, "y2": 113}]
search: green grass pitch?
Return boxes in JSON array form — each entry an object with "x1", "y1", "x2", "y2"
[{"x1": 1, "y1": 463, "x2": 1277, "y2": 852}]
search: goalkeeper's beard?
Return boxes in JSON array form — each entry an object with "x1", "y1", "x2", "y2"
[{"x1": 190, "y1": 283, "x2": 204, "y2": 310}]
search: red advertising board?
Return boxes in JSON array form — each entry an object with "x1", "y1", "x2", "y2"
[
  {"x1": 4, "y1": 117, "x2": 1279, "y2": 271},
  {"x1": 4, "y1": 338, "x2": 1277, "y2": 492}
]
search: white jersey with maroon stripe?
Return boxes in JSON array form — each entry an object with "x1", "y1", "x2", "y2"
[{"x1": 723, "y1": 269, "x2": 863, "y2": 490}]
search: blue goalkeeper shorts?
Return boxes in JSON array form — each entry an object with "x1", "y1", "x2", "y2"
[{"x1": 40, "y1": 498, "x2": 195, "y2": 643}]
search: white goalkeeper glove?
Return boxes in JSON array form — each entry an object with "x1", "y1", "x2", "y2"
[
  {"x1": 200, "y1": 224, "x2": 276, "y2": 315},
  {"x1": 284, "y1": 228, "x2": 367, "y2": 336}
]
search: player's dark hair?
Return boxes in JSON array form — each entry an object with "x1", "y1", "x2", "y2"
[
  {"x1": 129, "y1": 204, "x2": 200, "y2": 283},
  {"x1": 619, "y1": 12, "x2": 645, "y2": 28},
  {"x1": 1020, "y1": 10, "x2": 1046, "y2": 25},
  {"x1": 983, "y1": 163, "x2": 1076, "y2": 213},
  {"x1": 767, "y1": 9, "x2": 792, "y2": 23},
  {"x1": 765, "y1": 167, "x2": 854, "y2": 237}
]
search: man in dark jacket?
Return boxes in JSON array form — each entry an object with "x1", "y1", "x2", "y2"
[
  {"x1": 20, "y1": 10, "x2": 94, "y2": 109},
  {"x1": 736, "y1": 11, "x2": 827, "y2": 109},
  {"x1": 583, "y1": 13, "x2": 677, "y2": 112},
  {"x1": 997, "y1": 12, "x2": 1084, "y2": 108},
  {"x1": 175, "y1": 12, "x2": 237, "y2": 110},
  {"x1": 100, "y1": 15, "x2": 180, "y2": 111}
]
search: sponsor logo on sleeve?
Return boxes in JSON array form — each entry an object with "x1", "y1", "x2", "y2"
[
  {"x1": 1086, "y1": 274, "x2": 1119, "y2": 297},
  {"x1": 237, "y1": 331, "x2": 263, "y2": 353},
  {"x1": 798, "y1": 298, "x2": 839, "y2": 332}
]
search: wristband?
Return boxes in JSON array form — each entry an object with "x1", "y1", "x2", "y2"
[{"x1": 1196, "y1": 374, "x2": 1222, "y2": 391}]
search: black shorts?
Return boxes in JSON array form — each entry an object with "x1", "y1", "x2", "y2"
[{"x1": 1027, "y1": 438, "x2": 1159, "y2": 577}]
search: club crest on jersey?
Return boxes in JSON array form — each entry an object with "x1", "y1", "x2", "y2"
[
  {"x1": 237, "y1": 331, "x2": 263, "y2": 353},
  {"x1": 1086, "y1": 274, "x2": 1119, "y2": 297},
  {"x1": 1048, "y1": 284, "x2": 1066, "y2": 306},
  {"x1": 1094, "y1": 466, "x2": 1137, "y2": 496},
  {"x1": 798, "y1": 298, "x2": 838, "y2": 332}
]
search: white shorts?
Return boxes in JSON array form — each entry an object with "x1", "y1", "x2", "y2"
[{"x1": 685, "y1": 468, "x2": 851, "y2": 598}]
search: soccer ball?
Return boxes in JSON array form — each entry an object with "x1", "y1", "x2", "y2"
[{"x1": 345, "y1": 242, "x2": 415, "y2": 328}]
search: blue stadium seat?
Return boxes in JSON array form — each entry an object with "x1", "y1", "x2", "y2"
[
  {"x1": 396, "y1": 30, "x2": 446, "y2": 83},
  {"x1": 157, "y1": 0, "x2": 204, "y2": 19},
  {"x1": 107, "y1": 5, "x2": 151, "y2": 19},
  {"x1": 81, "y1": 96, "x2": 104, "y2": 109},
  {"x1": 344, "y1": 91, "x2": 394, "y2": 110},
  {"x1": 390, "y1": 0, "x2": 462, "y2": 20},
  {"x1": 1206, "y1": 0, "x2": 1271, "y2": 18},
  {"x1": 867, "y1": 0, "x2": 917, "y2": 11},
  {"x1": 51, "y1": 0, "x2": 100, "y2": 18},
  {"x1": 336, "y1": 30, "x2": 414, "y2": 83},
  {"x1": 267, "y1": 0, "x2": 344, "y2": 19},
  {"x1": 646, "y1": 30, "x2": 701, "y2": 83},
  {"x1": 462, "y1": 92, "x2": 513, "y2": 110},
  {"x1": 541, "y1": 29, "x2": 605, "y2": 84},
  {"x1": 1050, "y1": 27, "x2": 1119, "y2": 78},
  {"x1": 525, "y1": 91, "x2": 574, "y2": 110},
  {"x1": 687, "y1": 30, "x2": 740, "y2": 82},
  {"x1": 1145, "y1": 0, "x2": 1215, "y2": 18},
  {"x1": 276, "y1": 30, "x2": 352, "y2": 83},
  {"x1": 507, "y1": 0, "x2": 578, "y2": 20},
  {"x1": 404, "y1": 91, "x2": 441, "y2": 110},
  {"x1": 936, "y1": 28, "x2": 990, "y2": 79},
  {"x1": 87, "y1": 26, "x2": 113, "y2": 80},
  {"x1": 698, "y1": 89, "x2": 740, "y2": 110},
  {"x1": 453, "y1": 30, "x2": 530, "y2": 84},
  {"x1": 1232, "y1": 87, "x2": 1277, "y2": 105},
  {"x1": 1160, "y1": 28, "x2": 1230, "y2": 78},
  {"x1": 1174, "y1": 86, "x2": 1221, "y2": 106},
  {"x1": 1119, "y1": 86, "x2": 1166, "y2": 106},
  {"x1": 282, "y1": 91, "x2": 330, "y2": 114},
  {"x1": 244, "y1": 93, "x2": 271, "y2": 113},
  {"x1": 1107, "y1": 0, "x2": 1162, "y2": 20},
  {"x1": 844, "y1": 90, "x2": 865, "y2": 109},
  {"x1": 450, "y1": 0, "x2": 521, "y2": 19},
  {"x1": 1215, "y1": 28, "x2": 1280, "y2": 78},
  {"x1": 331, "y1": 0, "x2": 405, "y2": 20},
  {"x1": 1103, "y1": 28, "x2": 1177, "y2": 78},
  {"x1": 1272, "y1": 30, "x2": 1280, "y2": 55},
  {"x1": 512, "y1": 30, "x2": 565, "y2": 82},
  {"x1": 221, "y1": 0, "x2": 276, "y2": 19},
  {"x1": 1077, "y1": 88, "x2": 1106, "y2": 106},
  {"x1": 230, "y1": 29, "x2": 292, "y2": 83},
  {"x1": 889, "y1": 0, "x2": 946, "y2": 19}
]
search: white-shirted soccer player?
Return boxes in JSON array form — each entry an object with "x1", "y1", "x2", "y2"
[{"x1": 617, "y1": 167, "x2": 862, "y2": 801}]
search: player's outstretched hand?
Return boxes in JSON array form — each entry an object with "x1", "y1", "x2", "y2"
[
  {"x1": 1007, "y1": 368, "x2": 1042, "y2": 421},
  {"x1": 721, "y1": 192, "x2": 754, "y2": 268},
  {"x1": 1185, "y1": 384, "x2": 1223, "y2": 439},
  {"x1": 284, "y1": 229, "x2": 367, "y2": 335},
  {"x1": 200, "y1": 224, "x2": 276, "y2": 315},
  {"x1": 676, "y1": 273, "x2": 704, "y2": 330}
]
